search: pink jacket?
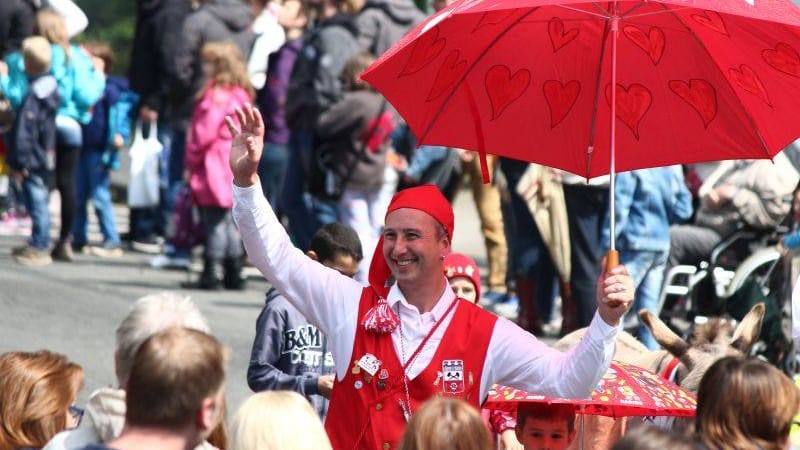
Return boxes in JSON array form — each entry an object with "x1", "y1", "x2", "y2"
[{"x1": 185, "y1": 84, "x2": 251, "y2": 208}]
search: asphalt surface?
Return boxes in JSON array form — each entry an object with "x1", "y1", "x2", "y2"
[{"x1": 0, "y1": 186, "x2": 496, "y2": 413}]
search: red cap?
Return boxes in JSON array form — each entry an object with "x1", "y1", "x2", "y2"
[
  {"x1": 368, "y1": 185, "x2": 454, "y2": 297},
  {"x1": 443, "y1": 252, "x2": 481, "y2": 300}
]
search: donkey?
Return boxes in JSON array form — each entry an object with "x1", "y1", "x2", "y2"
[{"x1": 553, "y1": 303, "x2": 765, "y2": 450}]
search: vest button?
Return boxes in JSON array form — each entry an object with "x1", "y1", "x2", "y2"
[
  {"x1": 375, "y1": 402, "x2": 383, "y2": 411},
  {"x1": 382, "y1": 443, "x2": 390, "y2": 450}
]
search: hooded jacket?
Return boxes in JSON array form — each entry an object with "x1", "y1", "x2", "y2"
[
  {"x1": 129, "y1": 0, "x2": 192, "y2": 119},
  {"x1": 356, "y1": 0, "x2": 425, "y2": 56},
  {"x1": 171, "y1": 0, "x2": 255, "y2": 124},
  {"x1": 7, "y1": 74, "x2": 59, "y2": 174}
]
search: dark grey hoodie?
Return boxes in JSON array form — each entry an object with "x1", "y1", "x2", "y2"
[
  {"x1": 356, "y1": 0, "x2": 425, "y2": 56},
  {"x1": 247, "y1": 288, "x2": 335, "y2": 418}
]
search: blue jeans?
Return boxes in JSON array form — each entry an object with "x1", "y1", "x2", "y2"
[
  {"x1": 620, "y1": 249, "x2": 668, "y2": 350},
  {"x1": 73, "y1": 150, "x2": 120, "y2": 246},
  {"x1": 21, "y1": 173, "x2": 50, "y2": 250},
  {"x1": 258, "y1": 142, "x2": 288, "y2": 207}
]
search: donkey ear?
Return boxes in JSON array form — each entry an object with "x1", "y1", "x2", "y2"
[
  {"x1": 730, "y1": 303, "x2": 765, "y2": 354},
  {"x1": 639, "y1": 309, "x2": 690, "y2": 361}
]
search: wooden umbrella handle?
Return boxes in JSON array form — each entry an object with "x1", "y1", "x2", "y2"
[{"x1": 604, "y1": 250, "x2": 622, "y2": 307}]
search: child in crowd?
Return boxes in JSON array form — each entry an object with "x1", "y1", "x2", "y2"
[
  {"x1": 399, "y1": 398, "x2": 492, "y2": 450},
  {"x1": 248, "y1": 222, "x2": 362, "y2": 419},
  {"x1": 514, "y1": 403, "x2": 576, "y2": 450},
  {"x1": 72, "y1": 42, "x2": 137, "y2": 257},
  {"x1": 1, "y1": 36, "x2": 59, "y2": 266},
  {"x1": 443, "y1": 252, "x2": 523, "y2": 450},
  {"x1": 183, "y1": 41, "x2": 253, "y2": 290}
]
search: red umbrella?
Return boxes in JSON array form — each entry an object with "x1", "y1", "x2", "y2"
[
  {"x1": 484, "y1": 361, "x2": 697, "y2": 418},
  {"x1": 361, "y1": 0, "x2": 800, "y2": 261}
]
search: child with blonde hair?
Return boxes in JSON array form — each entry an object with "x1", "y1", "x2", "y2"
[{"x1": 184, "y1": 41, "x2": 253, "y2": 290}]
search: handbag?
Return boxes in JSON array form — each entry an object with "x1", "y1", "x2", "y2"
[
  {"x1": 127, "y1": 120, "x2": 163, "y2": 208},
  {"x1": 169, "y1": 184, "x2": 205, "y2": 249}
]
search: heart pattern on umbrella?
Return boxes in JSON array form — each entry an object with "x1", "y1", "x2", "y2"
[
  {"x1": 485, "y1": 65, "x2": 531, "y2": 119},
  {"x1": 762, "y1": 42, "x2": 800, "y2": 78},
  {"x1": 605, "y1": 83, "x2": 652, "y2": 140},
  {"x1": 548, "y1": 17, "x2": 580, "y2": 53},
  {"x1": 623, "y1": 25, "x2": 666, "y2": 66},
  {"x1": 729, "y1": 64, "x2": 772, "y2": 106},
  {"x1": 668, "y1": 79, "x2": 717, "y2": 129},
  {"x1": 426, "y1": 50, "x2": 467, "y2": 101},
  {"x1": 691, "y1": 10, "x2": 728, "y2": 35},
  {"x1": 400, "y1": 27, "x2": 447, "y2": 76},
  {"x1": 543, "y1": 79, "x2": 580, "y2": 128}
]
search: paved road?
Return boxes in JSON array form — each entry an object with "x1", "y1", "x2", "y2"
[{"x1": 0, "y1": 187, "x2": 496, "y2": 413}]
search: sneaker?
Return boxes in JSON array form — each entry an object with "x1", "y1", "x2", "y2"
[
  {"x1": 481, "y1": 290, "x2": 509, "y2": 306},
  {"x1": 90, "y1": 242, "x2": 123, "y2": 258},
  {"x1": 493, "y1": 296, "x2": 519, "y2": 320},
  {"x1": 150, "y1": 253, "x2": 191, "y2": 269},
  {"x1": 72, "y1": 243, "x2": 91, "y2": 255},
  {"x1": 51, "y1": 242, "x2": 74, "y2": 262},
  {"x1": 14, "y1": 246, "x2": 53, "y2": 266},
  {"x1": 12, "y1": 244, "x2": 30, "y2": 256},
  {"x1": 131, "y1": 236, "x2": 165, "y2": 254}
]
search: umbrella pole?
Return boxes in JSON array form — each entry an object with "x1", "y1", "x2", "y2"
[
  {"x1": 605, "y1": 6, "x2": 620, "y2": 273},
  {"x1": 579, "y1": 408, "x2": 586, "y2": 450}
]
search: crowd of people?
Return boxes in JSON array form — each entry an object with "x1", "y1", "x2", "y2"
[{"x1": 3, "y1": 0, "x2": 800, "y2": 449}]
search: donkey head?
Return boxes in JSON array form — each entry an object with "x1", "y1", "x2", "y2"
[{"x1": 638, "y1": 303, "x2": 765, "y2": 393}]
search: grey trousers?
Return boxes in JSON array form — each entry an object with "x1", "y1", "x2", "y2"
[
  {"x1": 668, "y1": 224, "x2": 722, "y2": 267},
  {"x1": 199, "y1": 206, "x2": 243, "y2": 260}
]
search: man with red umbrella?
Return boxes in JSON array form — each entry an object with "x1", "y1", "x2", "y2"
[{"x1": 227, "y1": 104, "x2": 634, "y2": 450}]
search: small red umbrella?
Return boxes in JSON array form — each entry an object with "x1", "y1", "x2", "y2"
[
  {"x1": 484, "y1": 361, "x2": 697, "y2": 418},
  {"x1": 361, "y1": 0, "x2": 800, "y2": 263}
]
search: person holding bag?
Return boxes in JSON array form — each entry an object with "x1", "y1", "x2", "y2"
[
  {"x1": 314, "y1": 52, "x2": 396, "y2": 280},
  {"x1": 183, "y1": 41, "x2": 253, "y2": 290}
]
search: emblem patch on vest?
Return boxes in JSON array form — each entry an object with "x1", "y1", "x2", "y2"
[
  {"x1": 442, "y1": 360, "x2": 465, "y2": 394},
  {"x1": 357, "y1": 353, "x2": 381, "y2": 377}
]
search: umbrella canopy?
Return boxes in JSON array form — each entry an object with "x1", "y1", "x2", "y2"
[
  {"x1": 361, "y1": 0, "x2": 800, "y2": 180},
  {"x1": 484, "y1": 361, "x2": 697, "y2": 418}
]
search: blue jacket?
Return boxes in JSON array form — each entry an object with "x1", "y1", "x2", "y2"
[
  {"x1": 82, "y1": 76, "x2": 137, "y2": 152},
  {"x1": 1, "y1": 43, "x2": 105, "y2": 124},
  {"x1": 7, "y1": 74, "x2": 59, "y2": 174},
  {"x1": 601, "y1": 166, "x2": 693, "y2": 253}
]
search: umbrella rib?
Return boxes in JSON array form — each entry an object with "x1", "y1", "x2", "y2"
[
  {"x1": 660, "y1": 4, "x2": 773, "y2": 160},
  {"x1": 417, "y1": 8, "x2": 541, "y2": 145},
  {"x1": 584, "y1": 14, "x2": 612, "y2": 179}
]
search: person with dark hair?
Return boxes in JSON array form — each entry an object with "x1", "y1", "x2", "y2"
[
  {"x1": 75, "y1": 327, "x2": 227, "y2": 450},
  {"x1": 612, "y1": 425, "x2": 700, "y2": 450},
  {"x1": 247, "y1": 222, "x2": 362, "y2": 418},
  {"x1": 515, "y1": 403, "x2": 576, "y2": 450}
]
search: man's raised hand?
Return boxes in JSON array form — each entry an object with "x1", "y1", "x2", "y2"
[{"x1": 226, "y1": 104, "x2": 265, "y2": 187}]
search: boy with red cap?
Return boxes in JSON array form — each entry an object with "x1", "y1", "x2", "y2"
[{"x1": 226, "y1": 105, "x2": 634, "y2": 450}]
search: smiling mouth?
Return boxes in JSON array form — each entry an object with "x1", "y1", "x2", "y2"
[{"x1": 396, "y1": 258, "x2": 417, "y2": 267}]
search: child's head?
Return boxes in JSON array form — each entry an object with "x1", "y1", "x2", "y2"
[
  {"x1": 82, "y1": 41, "x2": 115, "y2": 75},
  {"x1": 443, "y1": 253, "x2": 481, "y2": 303},
  {"x1": 342, "y1": 52, "x2": 376, "y2": 92},
  {"x1": 515, "y1": 403, "x2": 576, "y2": 450},
  {"x1": 22, "y1": 36, "x2": 51, "y2": 76},
  {"x1": 399, "y1": 398, "x2": 491, "y2": 450},
  {"x1": 308, "y1": 222, "x2": 363, "y2": 278},
  {"x1": 200, "y1": 41, "x2": 254, "y2": 98}
]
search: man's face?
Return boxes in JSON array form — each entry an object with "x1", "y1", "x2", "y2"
[
  {"x1": 321, "y1": 253, "x2": 360, "y2": 278},
  {"x1": 517, "y1": 417, "x2": 575, "y2": 450},
  {"x1": 383, "y1": 208, "x2": 449, "y2": 286}
]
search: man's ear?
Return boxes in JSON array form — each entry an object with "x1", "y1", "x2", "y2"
[
  {"x1": 198, "y1": 395, "x2": 219, "y2": 432},
  {"x1": 307, "y1": 250, "x2": 319, "y2": 262}
]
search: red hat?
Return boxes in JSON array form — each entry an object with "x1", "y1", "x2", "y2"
[
  {"x1": 368, "y1": 185, "x2": 454, "y2": 297},
  {"x1": 443, "y1": 252, "x2": 481, "y2": 300}
]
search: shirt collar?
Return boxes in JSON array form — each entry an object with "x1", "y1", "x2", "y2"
[{"x1": 386, "y1": 278, "x2": 456, "y2": 321}]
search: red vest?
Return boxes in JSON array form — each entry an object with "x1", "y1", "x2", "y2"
[{"x1": 325, "y1": 287, "x2": 498, "y2": 450}]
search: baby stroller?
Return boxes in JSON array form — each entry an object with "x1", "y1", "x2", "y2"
[{"x1": 659, "y1": 224, "x2": 797, "y2": 375}]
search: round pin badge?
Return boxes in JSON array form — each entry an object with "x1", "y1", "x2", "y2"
[{"x1": 354, "y1": 380, "x2": 364, "y2": 390}]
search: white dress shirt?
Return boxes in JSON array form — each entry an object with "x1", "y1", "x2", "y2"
[{"x1": 233, "y1": 183, "x2": 619, "y2": 402}]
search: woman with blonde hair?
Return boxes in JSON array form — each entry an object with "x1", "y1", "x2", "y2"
[
  {"x1": 695, "y1": 356, "x2": 800, "y2": 450},
  {"x1": 0, "y1": 351, "x2": 84, "y2": 450},
  {"x1": 230, "y1": 391, "x2": 332, "y2": 450},
  {"x1": 399, "y1": 398, "x2": 492, "y2": 450},
  {"x1": 183, "y1": 40, "x2": 252, "y2": 290}
]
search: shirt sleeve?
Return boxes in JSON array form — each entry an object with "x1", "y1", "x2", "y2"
[
  {"x1": 232, "y1": 183, "x2": 363, "y2": 380},
  {"x1": 483, "y1": 312, "x2": 618, "y2": 401}
]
